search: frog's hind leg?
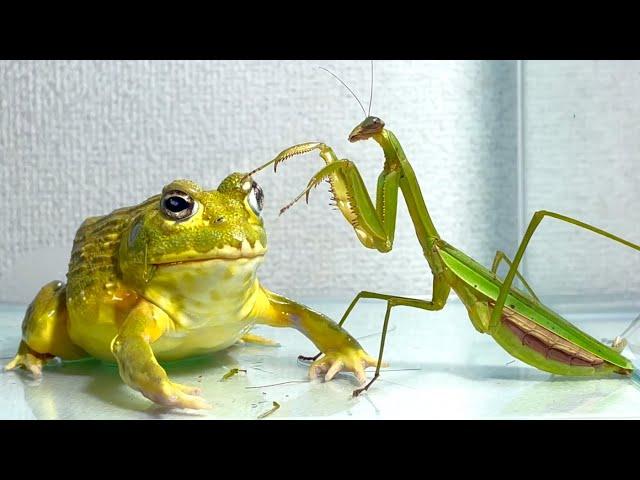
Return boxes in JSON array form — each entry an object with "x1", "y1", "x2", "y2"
[
  {"x1": 5, "y1": 281, "x2": 87, "y2": 377},
  {"x1": 238, "y1": 333, "x2": 281, "y2": 347}
]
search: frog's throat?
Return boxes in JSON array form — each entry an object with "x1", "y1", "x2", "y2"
[{"x1": 152, "y1": 239, "x2": 266, "y2": 267}]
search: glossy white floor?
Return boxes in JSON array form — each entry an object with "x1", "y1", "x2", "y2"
[{"x1": 2, "y1": 299, "x2": 640, "y2": 419}]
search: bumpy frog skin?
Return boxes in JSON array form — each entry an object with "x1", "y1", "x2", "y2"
[{"x1": 5, "y1": 173, "x2": 378, "y2": 409}]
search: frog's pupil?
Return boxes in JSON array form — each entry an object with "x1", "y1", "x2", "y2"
[
  {"x1": 166, "y1": 196, "x2": 187, "y2": 212},
  {"x1": 252, "y1": 182, "x2": 264, "y2": 211}
]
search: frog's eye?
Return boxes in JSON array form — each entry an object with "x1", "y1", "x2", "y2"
[
  {"x1": 161, "y1": 190, "x2": 197, "y2": 221},
  {"x1": 247, "y1": 181, "x2": 264, "y2": 216}
]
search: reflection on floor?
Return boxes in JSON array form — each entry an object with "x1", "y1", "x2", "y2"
[{"x1": 1, "y1": 300, "x2": 639, "y2": 419}]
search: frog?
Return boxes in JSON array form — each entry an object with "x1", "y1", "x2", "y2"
[{"x1": 5, "y1": 173, "x2": 378, "y2": 409}]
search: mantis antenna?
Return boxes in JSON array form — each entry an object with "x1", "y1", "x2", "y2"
[
  {"x1": 244, "y1": 65, "x2": 370, "y2": 180},
  {"x1": 368, "y1": 60, "x2": 374, "y2": 116},
  {"x1": 318, "y1": 66, "x2": 367, "y2": 116}
]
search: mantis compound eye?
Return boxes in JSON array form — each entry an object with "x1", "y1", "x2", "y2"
[
  {"x1": 161, "y1": 190, "x2": 198, "y2": 221},
  {"x1": 247, "y1": 181, "x2": 264, "y2": 216}
]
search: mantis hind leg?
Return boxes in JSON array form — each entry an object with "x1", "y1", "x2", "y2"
[
  {"x1": 491, "y1": 250, "x2": 540, "y2": 302},
  {"x1": 492, "y1": 210, "x2": 640, "y2": 337}
]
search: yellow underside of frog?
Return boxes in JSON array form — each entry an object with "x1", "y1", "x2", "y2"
[{"x1": 5, "y1": 173, "x2": 377, "y2": 409}]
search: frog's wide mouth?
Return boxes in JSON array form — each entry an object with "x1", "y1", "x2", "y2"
[{"x1": 152, "y1": 239, "x2": 266, "y2": 267}]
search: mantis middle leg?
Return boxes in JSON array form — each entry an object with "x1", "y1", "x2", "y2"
[
  {"x1": 491, "y1": 210, "x2": 640, "y2": 331},
  {"x1": 352, "y1": 276, "x2": 451, "y2": 395}
]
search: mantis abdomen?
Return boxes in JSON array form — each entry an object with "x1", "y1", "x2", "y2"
[
  {"x1": 439, "y1": 241, "x2": 633, "y2": 377},
  {"x1": 489, "y1": 303, "x2": 628, "y2": 376}
]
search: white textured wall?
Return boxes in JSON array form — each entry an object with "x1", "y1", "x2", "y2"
[
  {"x1": 1, "y1": 60, "x2": 518, "y2": 303},
  {"x1": 522, "y1": 60, "x2": 640, "y2": 303}
]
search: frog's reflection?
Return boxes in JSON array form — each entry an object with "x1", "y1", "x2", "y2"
[
  {"x1": 16, "y1": 343, "x2": 367, "y2": 419},
  {"x1": 20, "y1": 351, "x2": 238, "y2": 419}
]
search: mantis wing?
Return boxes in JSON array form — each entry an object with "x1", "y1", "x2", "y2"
[{"x1": 438, "y1": 243, "x2": 633, "y2": 371}]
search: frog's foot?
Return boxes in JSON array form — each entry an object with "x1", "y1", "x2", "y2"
[
  {"x1": 4, "y1": 342, "x2": 54, "y2": 378},
  {"x1": 140, "y1": 380, "x2": 211, "y2": 410},
  {"x1": 238, "y1": 333, "x2": 280, "y2": 347},
  {"x1": 309, "y1": 349, "x2": 386, "y2": 385}
]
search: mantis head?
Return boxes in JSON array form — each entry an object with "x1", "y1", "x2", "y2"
[{"x1": 348, "y1": 116, "x2": 385, "y2": 142}]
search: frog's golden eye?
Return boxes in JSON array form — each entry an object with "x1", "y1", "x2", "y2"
[
  {"x1": 247, "y1": 181, "x2": 264, "y2": 216},
  {"x1": 161, "y1": 190, "x2": 197, "y2": 221}
]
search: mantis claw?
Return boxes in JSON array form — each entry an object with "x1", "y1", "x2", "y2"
[
  {"x1": 273, "y1": 142, "x2": 324, "y2": 173},
  {"x1": 280, "y1": 160, "x2": 350, "y2": 215},
  {"x1": 246, "y1": 142, "x2": 325, "y2": 180}
]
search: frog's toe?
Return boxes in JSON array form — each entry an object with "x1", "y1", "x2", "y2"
[
  {"x1": 169, "y1": 391, "x2": 211, "y2": 410},
  {"x1": 309, "y1": 349, "x2": 386, "y2": 385},
  {"x1": 324, "y1": 360, "x2": 344, "y2": 381},
  {"x1": 4, "y1": 356, "x2": 20, "y2": 372},
  {"x1": 142, "y1": 381, "x2": 211, "y2": 410},
  {"x1": 352, "y1": 364, "x2": 367, "y2": 386},
  {"x1": 173, "y1": 382, "x2": 202, "y2": 396},
  {"x1": 308, "y1": 361, "x2": 329, "y2": 381},
  {"x1": 239, "y1": 333, "x2": 281, "y2": 347},
  {"x1": 4, "y1": 349, "x2": 51, "y2": 377}
]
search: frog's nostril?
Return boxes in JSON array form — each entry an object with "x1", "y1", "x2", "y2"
[{"x1": 215, "y1": 216, "x2": 225, "y2": 224}]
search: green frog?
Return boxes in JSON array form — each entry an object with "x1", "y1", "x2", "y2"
[{"x1": 5, "y1": 173, "x2": 377, "y2": 409}]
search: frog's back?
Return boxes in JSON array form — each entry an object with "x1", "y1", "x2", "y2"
[
  {"x1": 67, "y1": 197, "x2": 158, "y2": 294},
  {"x1": 65, "y1": 196, "x2": 159, "y2": 358}
]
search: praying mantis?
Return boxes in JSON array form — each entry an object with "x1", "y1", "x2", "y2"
[{"x1": 249, "y1": 66, "x2": 640, "y2": 396}]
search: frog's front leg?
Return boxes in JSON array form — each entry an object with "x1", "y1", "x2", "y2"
[
  {"x1": 110, "y1": 300, "x2": 210, "y2": 410},
  {"x1": 251, "y1": 286, "x2": 379, "y2": 384}
]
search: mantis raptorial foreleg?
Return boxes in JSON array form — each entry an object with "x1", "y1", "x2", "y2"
[
  {"x1": 491, "y1": 211, "x2": 640, "y2": 333},
  {"x1": 491, "y1": 250, "x2": 540, "y2": 302},
  {"x1": 253, "y1": 143, "x2": 399, "y2": 252}
]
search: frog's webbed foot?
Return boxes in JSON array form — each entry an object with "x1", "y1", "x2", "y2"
[
  {"x1": 4, "y1": 341, "x2": 54, "y2": 378},
  {"x1": 238, "y1": 333, "x2": 281, "y2": 347},
  {"x1": 309, "y1": 349, "x2": 386, "y2": 386}
]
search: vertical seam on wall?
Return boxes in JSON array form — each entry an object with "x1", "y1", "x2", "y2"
[{"x1": 516, "y1": 60, "x2": 527, "y2": 277}]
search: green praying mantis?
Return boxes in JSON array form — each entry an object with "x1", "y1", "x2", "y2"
[{"x1": 249, "y1": 65, "x2": 640, "y2": 396}]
